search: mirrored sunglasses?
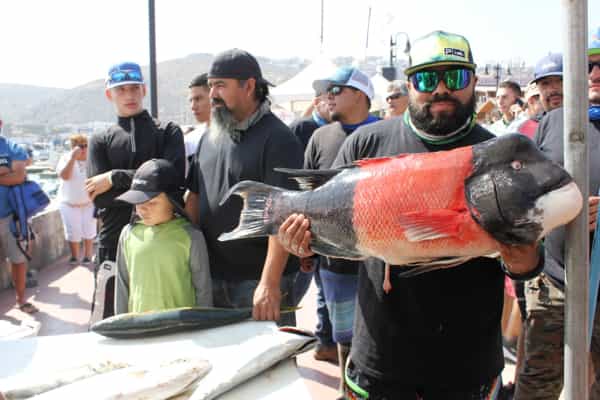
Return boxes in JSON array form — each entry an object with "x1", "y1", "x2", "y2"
[
  {"x1": 410, "y1": 68, "x2": 472, "y2": 93},
  {"x1": 108, "y1": 70, "x2": 143, "y2": 85}
]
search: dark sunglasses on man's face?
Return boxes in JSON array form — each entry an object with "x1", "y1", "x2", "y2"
[
  {"x1": 386, "y1": 93, "x2": 404, "y2": 101},
  {"x1": 589, "y1": 61, "x2": 600, "y2": 74},
  {"x1": 327, "y1": 85, "x2": 348, "y2": 96},
  {"x1": 410, "y1": 68, "x2": 472, "y2": 93}
]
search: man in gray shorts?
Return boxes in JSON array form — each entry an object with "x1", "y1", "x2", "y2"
[{"x1": 0, "y1": 133, "x2": 35, "y2": 313}]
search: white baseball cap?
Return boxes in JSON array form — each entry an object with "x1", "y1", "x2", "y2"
[{"x1": 313, "y1": 66, "x2": 375, "y2": 100}]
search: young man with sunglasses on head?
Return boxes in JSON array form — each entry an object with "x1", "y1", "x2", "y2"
[
  {"x1": 303, "y1": 66, "x2": 379, "y2": 396},
  {"x1": 514, "y1": 27, "x2": 600, "y2": 400},
  {"x1": 86, "y1": 61, "x2": 185, "y2": 319},
  {"x1": 278, "y1": 31, "x2": 542, "y2": 399}
]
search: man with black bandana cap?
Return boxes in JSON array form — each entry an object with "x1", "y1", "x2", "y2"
[
  {"x1": 86, "y1": 61, "x2": 185, "y2": 319},
  {"x1": 278, "y1": 31, "x2": 543, "y2": 399},
  {"x1": 184, "y1": 49, "x2": 310, "y2": 326}
]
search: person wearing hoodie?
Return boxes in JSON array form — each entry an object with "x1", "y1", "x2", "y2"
[{"x1": 86, "y1": 61, "x2": 185, "y2": 319}]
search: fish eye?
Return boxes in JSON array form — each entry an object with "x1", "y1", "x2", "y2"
[{"x1": 511, "y1": 160, "x2": 523, "y2": 170}]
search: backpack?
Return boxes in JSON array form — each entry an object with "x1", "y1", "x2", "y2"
[{"x1": 7, "y1": 180, "x2": 51, "y2": 260}]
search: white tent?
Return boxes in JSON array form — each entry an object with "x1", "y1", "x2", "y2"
[{"x1": 271, "y1": 56, "x2": 337, "y2": 114}]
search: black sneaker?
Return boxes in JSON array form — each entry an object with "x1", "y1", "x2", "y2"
[
  {"x1": 82, "y1": 257, "x2": 92, "y2": 265},
  {"x1": 68, "y1": 257, "x2": 78, "y2": 265}
]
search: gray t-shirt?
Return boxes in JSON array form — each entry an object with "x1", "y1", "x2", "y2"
[{"x1": 534, "y1": 108, "x2": 600, "y2": 288}]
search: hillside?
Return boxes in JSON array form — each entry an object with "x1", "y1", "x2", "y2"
[
  {"x1": 0, "y1": 84, "x2": 66, "y2": 122},
  {"x1": 1, "y1": 53, "x2": 308, "y2": 126}
]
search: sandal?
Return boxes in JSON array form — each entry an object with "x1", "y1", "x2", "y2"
[{"x1": 18, "y1": 302, "x2": 39, "y2": 314}]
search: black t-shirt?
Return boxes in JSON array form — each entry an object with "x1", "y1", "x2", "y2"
[
  {"x1": 305, "y1": 121, "x2": 364, "y2": 275},
  {"x1": 334, "y1": 117, "x2": 505, "y2": 387},
  {"x1": 534, "y1": 108, "x2": 600, "y2": 289},
  {"x1": 186, "y1": 111, "x2": 303, "y2": 281},
  {"x1": 87, "y1": 110, "x2": 185, "y2": 250},
  {"x1": 289, "y1": 116, "x2": 320, "y2": 151}
]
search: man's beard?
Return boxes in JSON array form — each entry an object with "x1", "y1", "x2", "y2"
[
  {"x1": 408, "y1": 93, "x2": 476, "y2": 136},
  {"x1": 210, "y1": 99, "x2": 240, "y2": 142}
]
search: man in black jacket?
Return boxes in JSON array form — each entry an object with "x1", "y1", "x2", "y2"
[{"x1": 86, "y1": 61, "x2": 185, "y2": 319}]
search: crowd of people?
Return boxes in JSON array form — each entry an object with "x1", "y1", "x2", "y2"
[{"x1": 1, "y1": 25, "x2": 599, "y2": 400}]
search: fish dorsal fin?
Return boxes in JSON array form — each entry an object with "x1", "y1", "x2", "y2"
[
  {"x1": 398, "y1": 209, "x2": 466, "y2": 242},
  {"x1": 354, "y1": 154, "x2": 410, "y2": 167},
  {"x1": 275, "y1": 168, "x2": 343, "y2": 191}
]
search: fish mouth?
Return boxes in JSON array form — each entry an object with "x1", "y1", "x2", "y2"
[
  {"x1": 487, "y1": 173, "x2": 577, "y2": 244},
  {"x1": 530, "y1": 181, "x2": 583, "y2": 238}
]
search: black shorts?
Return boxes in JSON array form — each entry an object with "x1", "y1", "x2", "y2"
[{"x1": 344, "y1": 358, "x2": 501, "y2": 400}]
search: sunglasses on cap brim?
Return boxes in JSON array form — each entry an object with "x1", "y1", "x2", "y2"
[
  {"x1": 409, "y1": 68, "x2": 472, "y2": 93},
  {"x1": 108, "y1": 70, "x2": 143, "y2": 86}
]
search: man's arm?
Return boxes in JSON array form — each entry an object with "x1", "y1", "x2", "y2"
[
  {"x1": 114, "y1": 229, "x2": 130, "y2": 315},
  {"x1": 86, "y1": 133, "x2": 123, "y2": 207},
  {"x1": 58, "y1": 148, "x2": 83, "y2": 181},
  {"x1": 189, "y1": 227, "x2": 213, "y2": 307},
  {"x1": 499, "y1": 242, "x2": 543, "y2": 279},
  {"x1": 0, "y1": 160, "x2": 26, "y2": 186},
  {"x1": 253, "y1": 236, "x2": 290, "y2": 321},
  {"x1": 184, "y1": 191, "x2": 199, "y2": 226}
]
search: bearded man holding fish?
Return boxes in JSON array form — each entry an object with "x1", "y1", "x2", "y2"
[{"x1": 273, "y1": 31, "x2": 551, "y2": 399}]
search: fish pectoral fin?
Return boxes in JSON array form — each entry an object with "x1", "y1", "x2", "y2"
[
  {"x1": 310, "y1": 237, "x2": 365, "y2": 260},
  {"x1": 394, "y1": 256, "x2": 474, "y2": 277},
  {"x1": 398, "y1": 210, "x2": 466, "y2": 242}
]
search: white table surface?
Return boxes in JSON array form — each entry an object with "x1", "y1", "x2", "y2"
[{"x1": 0, "y1": 321, "x2": 313, "y2": 400}]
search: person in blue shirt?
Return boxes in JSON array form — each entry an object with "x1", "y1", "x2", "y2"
[{"x1": 0, "y1": 134, "x2": 34, "y2": 313}]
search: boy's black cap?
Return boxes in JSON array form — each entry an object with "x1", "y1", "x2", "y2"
[
  {"x1": 208, "y1": 48, "x2": 274, "y2": 86},
  {"x1": 116, "y1": 159, "x2": 181, "y2": 205}
]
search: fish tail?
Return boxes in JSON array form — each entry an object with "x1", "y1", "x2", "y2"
[{"x1": 218, "y1": 180, "x2": 286, "y2": 241}]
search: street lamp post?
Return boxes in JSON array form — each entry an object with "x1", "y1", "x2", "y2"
[
  {"x1": 148, "y1": 0, "x2": 158, "y2": 118},
  {"x1": 385, "y1": 32, "x2": 411, "y2": 81},
  {"x1": 484, "y1": 62, "x2": 512, "y2": 92}
]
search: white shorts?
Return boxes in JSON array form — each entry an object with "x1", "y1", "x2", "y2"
[{"x1": 58, "y1": 202, "x2": 97, "y2": 242}]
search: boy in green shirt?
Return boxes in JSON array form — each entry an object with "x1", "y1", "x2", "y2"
[{"x1": 114, "y1": 159, "x2": 212, "y2": 314}]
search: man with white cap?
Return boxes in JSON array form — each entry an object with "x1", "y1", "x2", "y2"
[{"x1": 304, "y1": 66, "x2": 379, "y2": 395}]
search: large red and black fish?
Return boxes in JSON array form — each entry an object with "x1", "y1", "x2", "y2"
[{"x1": 219, "y1": 134, "x2": 582, "y2": 275}]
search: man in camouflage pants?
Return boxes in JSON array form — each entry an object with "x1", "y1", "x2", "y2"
[{"x1": 515, "y1": 28, "x2": 600, "y2": 399}]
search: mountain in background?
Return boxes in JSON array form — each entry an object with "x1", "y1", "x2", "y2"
[
  {"x1": 1, "y1": 53, "x2": 309, "y2": 127},
  {"x1": 0, "y1": 84, "x2": 66, "y2": 122}
]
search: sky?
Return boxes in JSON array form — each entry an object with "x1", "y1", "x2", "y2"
[{"x1": 1, "y1": 0, "x2": 598, "y2": 89}]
